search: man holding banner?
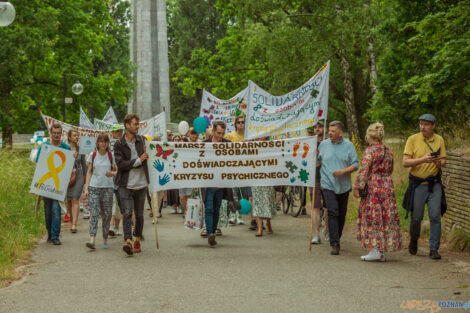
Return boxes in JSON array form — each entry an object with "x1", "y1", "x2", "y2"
[
  {"x1": 319, "y1": 121, "x2": 358, "y2": 255},
  {"x1": 114, "y1": 114, "x2": 150, "y2": 256},
  {"x1": 226, "y1": 113, "x2": 250, "y2": 227},
  {"x1": 35, "y1": 123, "x2": 71, "y2": 245},
  {"x1": 202, "y1": 121, "x2": 232, "y2": 247}
]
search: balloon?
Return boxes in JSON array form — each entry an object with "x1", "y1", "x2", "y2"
[
  {"x1": 178, "y1": 121, "x2": 189, "y2": 135},
  {"x1": 42, "y1": 138, "x2": 48, "y2": 143},
  {"x1": 193, "y1": 116, "x2": 208, "y2": 134},
  {"x1": 239, "y1": 199, "x2": 252, "y2": 215}
]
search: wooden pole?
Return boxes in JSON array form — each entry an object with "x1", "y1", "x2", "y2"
[
  {"x1": 34, "y1": 196, "x2": 41, "y2": 214},
  {"x1": 309, "y1": 187, "x2": 316, "y2": 251},
  {"x1": 150, "y1": 191, "x2": 160, "y2": 249}
]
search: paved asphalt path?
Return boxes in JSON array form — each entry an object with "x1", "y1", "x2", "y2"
[{"x1": 1, "y1": 207, "x2": 468, "y2": 313}]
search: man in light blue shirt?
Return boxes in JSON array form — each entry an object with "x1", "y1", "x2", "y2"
[{"x1": 319, "y1": 121, "x2": 358, "y2": 255}]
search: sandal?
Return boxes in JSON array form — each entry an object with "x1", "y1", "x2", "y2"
[
  {"x1": 255, "y1": 232, "x2": 263, "y2": 237},
  {"x1": 215, "y1": 229, "x2": 222, "y2": 236},
  {"x1": 200, "y1": 227, "x2": 207, "y2": 237},
  {"x1": 71, "y1": 225, "x2": 77, "y2": 233}
]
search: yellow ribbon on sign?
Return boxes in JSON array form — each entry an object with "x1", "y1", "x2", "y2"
[{"x1": 36, "y1": 150, "x2": 66, "y2": 194}]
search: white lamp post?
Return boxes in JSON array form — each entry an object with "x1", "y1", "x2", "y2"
[
  {"x1": 0, "y1": 1, "x2": 15, "y2": 27},
  {"x1": 72, "y1": 80, "x2": 84, "y2": 95}
]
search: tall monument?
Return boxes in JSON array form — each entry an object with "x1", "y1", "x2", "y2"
[{"x1": 128, "y1": 0, "x2": 171, "y2": 122}]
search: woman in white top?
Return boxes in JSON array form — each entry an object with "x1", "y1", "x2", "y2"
[{"x1": 83, "y1": 134, "x2": 117, "y2": 249}]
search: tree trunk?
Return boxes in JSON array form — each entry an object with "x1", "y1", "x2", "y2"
[
  {"x1": 2, "y1": 127, "x2": 13, "y2": 150},
  {"x1": 367, "y1": 39, "x2": 378, "y2": 98},
  {"x1": 339, "y1": 49, "x2": 363, "y2": 146}
]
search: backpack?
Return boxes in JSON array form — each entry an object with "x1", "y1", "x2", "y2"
[{"x1": 91, "y1": 150, "x2": 113, "y2": 171}]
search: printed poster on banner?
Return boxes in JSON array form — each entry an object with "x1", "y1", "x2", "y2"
[
  {"x1": 41, "y1": 113, "x2": 109, "y2": 142},
  {"x1": 79, "y1": 136, "x2": 97, "y2": 155},
  {"x1": 30, "y1": 145, "x2": 75, "y2": 201},
  {"x1": 245, "y1": 61, "x2": 329, "y2": 140},
  {"x1": 200, "y1": 88, "x2": 249, "y2": 133},
  {"x1": 147, "y1": 136, "x2": 317, "y2": 192}
]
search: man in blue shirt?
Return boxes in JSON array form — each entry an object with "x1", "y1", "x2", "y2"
[
  {"x1": 36, "y1": 123, "x2": 71, "y2": 245},
  {"x1": 319, "y1": 121, "x2": 358, "y2": 255}
]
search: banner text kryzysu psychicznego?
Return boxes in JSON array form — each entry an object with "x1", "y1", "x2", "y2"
[
  {"x1": 245, "y1": 61, "x2": 329, "y2": 139},
  {"x1": 147, "y1": 136, "x2": 317, "y2": 192},
  {"x1": 199, "y1": 88, "x2": 249, "y2": 133}
]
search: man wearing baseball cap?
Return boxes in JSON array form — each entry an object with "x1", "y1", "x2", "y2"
[{"x1": 402, "y1": 113, "x2": 446, "y2": 260}]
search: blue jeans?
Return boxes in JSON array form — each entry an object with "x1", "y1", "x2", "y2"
[
  {"x1": 410, "y1": 183, "x2": 442, "y2": 250},
  {"x1": 43, "y1": 198, "x2": 62, "y2": 240},
  {"x1": 204, "y1": 188, "x2": 224, "y2": 235}
]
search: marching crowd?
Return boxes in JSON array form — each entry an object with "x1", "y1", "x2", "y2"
[{"x1": 36, "y1": 112, "x2": 446, "y2": 261}]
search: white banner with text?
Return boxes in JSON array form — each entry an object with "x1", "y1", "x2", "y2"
[{"x1": 147, "y1": 136, "x2": 317, "y2": 192}]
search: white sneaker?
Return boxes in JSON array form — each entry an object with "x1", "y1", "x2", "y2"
[
  {"x1": 171, "y1": 207, "x2": 177, "y2": 214},
  {"x1": 115, "y1": 229, "x2": 122, "y2": 236},
  {"x1": 322, "y1": 229, "x2": 329, "y2": 242},
  {"x1": 177, "y1": 206, "x2": 183, "y2": 214},
  {"x1": 360, "y1": 249, "x2": 385, "y2": 262},
  {"x1": 229, "y1": 213, "x2": 236, "y2": 225},
  {"x1": 236, "y1": 217, "x2": 244, "y2": 225},
  {"x1": 311, "y1": 235, "x2": 321, "y2": 244}
]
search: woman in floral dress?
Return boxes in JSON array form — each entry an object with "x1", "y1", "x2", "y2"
[
  {"x1": 353, "y1": 123, "x2": 402, "y2": 261},
  {"x1": 252, "y1": 136, "x2": 276, "y2": 237}
]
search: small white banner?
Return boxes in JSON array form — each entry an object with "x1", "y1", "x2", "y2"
[
  {"x1": 79, "y1": 107, "x2": 95, "y2": 130},
  {"x1": 30, "y1": 145, "x2": 75, "y2": 201},
  {"x1": 94, "y1": 112, "x2": 167, "y2": 141},
  {"x1": 245, "y1": 61, "x2": 329, "y2": 139},
  {"x1": 200, "y1": 88, "x2": 249, "y2": 133},
  {"x1": 147, "y1": 136, "x2": 317, "y2": 192},
  {"x1": 102, "y1": 107, "x2": 118, "y2": 124},
  {"x1": 79, "y1": 136, "x2": 97, "y2": 155}
]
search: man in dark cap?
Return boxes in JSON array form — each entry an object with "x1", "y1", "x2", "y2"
[{"x1": 402, "y1": 114, "x2": 446, "y2": 260}]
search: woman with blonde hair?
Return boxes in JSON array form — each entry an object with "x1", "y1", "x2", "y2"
[
  {"x1": 353, "y1": 122, "x2": 402, "y2": 261},
  {"x1": 66, "y1": 129, "x2": 87, "y2": 233},
  {"x1": 83, "y1": 133, "x2": 117, "y2": 249}
]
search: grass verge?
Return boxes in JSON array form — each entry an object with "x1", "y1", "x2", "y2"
[{"x1": 0, "y1": 150, "x2": 43, "y2": 286}]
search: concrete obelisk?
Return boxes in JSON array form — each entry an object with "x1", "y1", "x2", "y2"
[{"x1": 128, "y1": 0, "x2": 170, "y2": 122}]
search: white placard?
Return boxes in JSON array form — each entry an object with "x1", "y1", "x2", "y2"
[
  {"x1": 79, "y1": 136, "x2": 97, "y2": 155},
  {"x1": 30, "y1": 145, "x2": 75, "y2": 201},
  {"x1": 245, "y1": 61, "x2": 329, "y2": 139},
  {"x1": 147, "y1": 136, "x2": 317, "y2": 192},
  {"x1": 34, "y1": 131, "x2": 45, "y2": 137}
]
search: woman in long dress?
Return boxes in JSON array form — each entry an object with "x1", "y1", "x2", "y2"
[
  {"x1": 353, "y1": 123, "x2": 402, "y2": 261},
  {"x1": 65, "y1": 129, "x2": 87, "y2": 233},
  {"x1": 252, "y1": 136, "x2": 276, "y2": 237}
]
